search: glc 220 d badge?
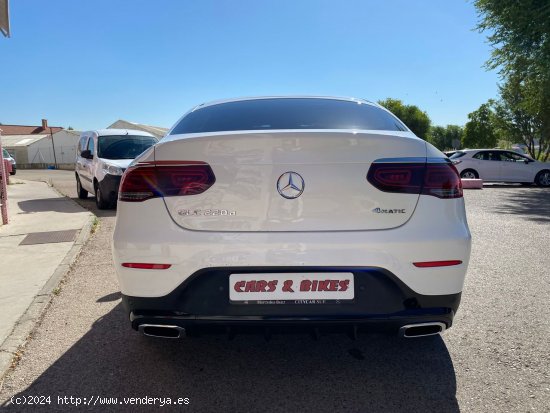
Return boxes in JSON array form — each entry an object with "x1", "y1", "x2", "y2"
[{"x1": 178, "y1": 209, "x2": 237, "y2": 216}]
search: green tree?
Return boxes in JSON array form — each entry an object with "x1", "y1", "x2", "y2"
[
  {"x1": 445, "y1": 125, "x2": 464, "y2": 149},
  {"x1": 475, "y1": 0, "x2": 550, "y2": 160},
  {"x1": 67, "y1": 126, "x2": 74, "y2": 130},
  {"x1": 494, "y1": 75, "x2": 549, "y2": 160},
  {"x1": 377, "y1": 98, "x2": 431, "y2": 140},
  {"x1": 462, "y1": 101, "x2": 499, "y2": 148},
  {"x1": 428, "y1": 126, "x2": 447, "y2": 150},
  {"x1": 428, "y1": 125, "x2": 464, "y2": 151}
]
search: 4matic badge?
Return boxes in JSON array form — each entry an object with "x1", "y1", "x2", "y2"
[{"x1": 372, "y1": 207, "x2": 406, "y2": 214}]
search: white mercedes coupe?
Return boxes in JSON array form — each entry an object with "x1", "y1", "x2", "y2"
[{"x1": 112, "y1": 97, "x2": 471, "y2": 339}]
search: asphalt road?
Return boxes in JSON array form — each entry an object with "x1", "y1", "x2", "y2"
[{"x1": 1, "y1": 170, "x2": 549, "y2": 412}]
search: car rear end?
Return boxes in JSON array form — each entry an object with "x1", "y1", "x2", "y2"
[{"x1": 112, "y1": 97, "x2": 471, "y2": 339}]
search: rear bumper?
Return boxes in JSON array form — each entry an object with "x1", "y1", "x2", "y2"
[
  {"x1": 113, "y1": 196, "x2": 471, "y2": 297},
  {"x1": 123, "y1": 266, "x2": 461, "y2": 334}
]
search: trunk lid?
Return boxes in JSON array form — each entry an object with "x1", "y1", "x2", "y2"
[{"x1": 155, "y1": 130, "x2": 426, "y2": 232}]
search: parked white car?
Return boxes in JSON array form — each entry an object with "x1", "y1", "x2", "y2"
[
  {"x1": 75, "y1": 129, "x2": 157, "y2": 209},
  {"x1": 451, "y1": 149, "x2": 550, "y2": 186},
  {"x1": 2, "y1": 148, "x2": 16, "y2": 175},
  {"x1": 113, "y1": 96, "x2": 471, "y2": 339}
]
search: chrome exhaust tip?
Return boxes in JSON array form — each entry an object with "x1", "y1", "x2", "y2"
[
  {"x1": 138, "y1": 324, "x2": 186, "y2": 339},
  {"x1": 398, "y1": 322, "x2": 446, "y2": 338}
]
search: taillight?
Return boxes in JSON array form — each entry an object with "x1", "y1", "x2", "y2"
[
  {"x1": 422, "y1": 163, "x2": 463, "y2": 198},
  {"x1": 119, "y1": 161, "x2": 216, "y2": 202},
  {"x1": 367, "y1": 160, "x2": 462, "y2": 199},
  {"x1": 366, "y1": 163, "x2": 425, "y2": 194}
]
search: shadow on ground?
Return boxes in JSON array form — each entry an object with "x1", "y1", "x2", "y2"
[
  {"x1": 17, "y1": 198, "x2": 86, "y2": 214},
  {"x1": 69, "y1": 197, "x2": 117, "y2": 218},
  {"x1": 492, "y1": 187, "x2": 550, "y2": 223},
  {"x1": 2, "y1": 304, "x2": 458, "y2": 413}
]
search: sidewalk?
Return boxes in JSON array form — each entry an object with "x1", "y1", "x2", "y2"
[{"x1": 0, "y1": 179, "x2": 93, "y2": 377}]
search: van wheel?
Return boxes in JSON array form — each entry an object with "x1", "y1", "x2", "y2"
[
  {"x1": 460, "y1": 169, "x2": 479, "y2": 179},
  {"x1": 535, "y1": 170, "x2": 550, "y2": 187},
  {"x1": 76, "y1": 176, "x2": 88, "y2": 199},
  {"x1": 95, "y1": 183, "x2": 110, "y2": 209}
]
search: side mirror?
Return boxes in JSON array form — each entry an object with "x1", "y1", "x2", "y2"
[{"x1": 81, "y1": 150, "x2": 93, "y2": 159}]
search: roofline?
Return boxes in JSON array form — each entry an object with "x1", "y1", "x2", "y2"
[
  {"x1": 81, "y1": 128, "x2": 157, "y2": 137},
  {"x1": 108, "y1": 120, "x2": 169, "y2": 131},
  {"x1": 61, "y1": 129, "x2": 81, "y2": 136},
  {"x1": 0, "y1": 134, "x2": 50, "y2": 136},
  {"x1": 0, "y1": 135, "x2": 51, "y2": 146},
  {"x1": 192, "y1": 96, "x2": 378, "y2": 111},
  {"x1": 0, "y1": 124, "x2": 63, "y2": 128},
  {"x1": 459, "y1": 148, "x2": 519, "y2": 151}
]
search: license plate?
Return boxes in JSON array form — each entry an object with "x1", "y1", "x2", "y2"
[{"x1": 229, "y1": 273, "x2": 354, "y2": 304}]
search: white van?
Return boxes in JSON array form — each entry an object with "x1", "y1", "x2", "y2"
[{"x1": 75, "y1": 129, "x2": 157, "y2": 209}]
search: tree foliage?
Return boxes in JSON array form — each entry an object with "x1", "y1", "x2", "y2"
[
  {"x1": 428, "y1": 125, "x2": 464, "y2": 150},
  {"x1": 496, "y1": 76, "x2": 549, "y2": 160},
  {"x1": 475, "y1": 0, "x2": 550, "y2": 160},
  {"x1": 377, "y1": 98, "x2": 431, "y2": 140},
  {"x1": 462, "y1": 101, "x2": 499, "y2": 149},
  {"x1": 428, "y1": 126, "x2": 447, "y2": 150}
]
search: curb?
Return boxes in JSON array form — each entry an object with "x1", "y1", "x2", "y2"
[{"x1": 0, "y1": 185, "x2": 96, "y2": 382}]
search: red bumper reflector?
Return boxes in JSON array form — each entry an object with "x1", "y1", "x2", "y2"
[
  {"x1": 122, "y1": 263, "x2": 172, "y2": 270},
  {"x1": 413, "y1": 260, "x2": 462, "y2": 268}
]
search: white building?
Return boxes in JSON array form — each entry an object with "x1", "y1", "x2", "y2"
[{"x1": 2, "y1": 130, "x2": 80, "y2": 168}]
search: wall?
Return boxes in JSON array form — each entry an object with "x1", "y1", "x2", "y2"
[
  {"x1": 16, "y1": 163, "x2": 75, "y2": 170},
  {"x1": 26, "y1": 131, "x2": 79, "y2": 165},
  {"x1": 4, "y1": 146, "x2": 28, "y2": 164}
]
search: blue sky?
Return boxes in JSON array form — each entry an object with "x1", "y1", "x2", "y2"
[{"x1": 0, "y1": 0, "x2": 499, "y2": 131}]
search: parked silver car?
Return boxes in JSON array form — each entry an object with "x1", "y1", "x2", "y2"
[{"x1": 2, "y1": 148, "x2": 16, "y2": 175}]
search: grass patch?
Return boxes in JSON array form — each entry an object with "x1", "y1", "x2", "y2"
[{"x1": 91, "y1": 217, "x2": 100, "y2": 234}]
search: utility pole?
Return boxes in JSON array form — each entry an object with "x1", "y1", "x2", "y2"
[{"x1": 50, "y1": 127, "x2": 58, "y2": 169}]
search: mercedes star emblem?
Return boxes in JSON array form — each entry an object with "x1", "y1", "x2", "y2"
[{"x1": 277, "y1": 172, "x2": 305, "y2": 199}]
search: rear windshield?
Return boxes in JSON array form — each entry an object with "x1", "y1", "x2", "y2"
[
  {"x1": 170, "y1": 98, "x2": 408, "y2": 135},
  {"x1": 449, "y1": 152, "x2": 467, "y2": 159},
  {"x1": 97, "y1": 135, "x2": 157, "y2": 160}
]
